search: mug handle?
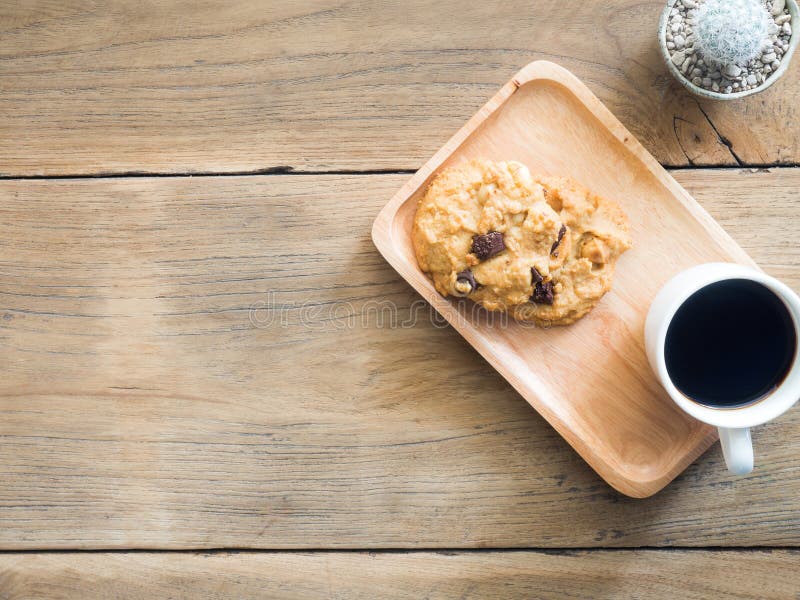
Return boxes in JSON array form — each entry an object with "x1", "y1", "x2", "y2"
[{"x1": 718, "y1": 427, "x2": 754, "y2": 475}]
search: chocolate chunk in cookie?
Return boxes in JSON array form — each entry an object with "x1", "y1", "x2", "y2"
[
  {"x1": 550, "y1": 224, "x2": 566, "y2": 256},
  {"x1": 455, "y1": 269, "x2": 477, "y2": 295},
  {"x1": 471, "y1": 231, "x2": 505, "y2": 260},
  {"x1": 531, "y1": 267, "x2": 553, "y2": 304},
  {"x1": 531, "y1": 280, "x2": 554, "y2": 305}
]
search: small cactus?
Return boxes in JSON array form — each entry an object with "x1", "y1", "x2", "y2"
[{"x1": 694, "y1": 0, "x2": 771, "y2": 66}]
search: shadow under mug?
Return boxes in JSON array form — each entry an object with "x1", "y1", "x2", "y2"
[{"x1": 645, "y1": 263, "x2": 800, "y2": 475}]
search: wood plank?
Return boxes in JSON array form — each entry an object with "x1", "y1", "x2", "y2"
[
  {"x1": 0, "y1": 550, "x2": 798, "y2": 599},
  {"x1": 1, "y1": 1, "x2": 798, "y2": 176},
  {"x1": 0, "y1": 169, "x2": 798, "y2": 549}
]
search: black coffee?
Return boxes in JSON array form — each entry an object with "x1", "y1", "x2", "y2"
[{"x1": 665, "y1": 279, "x2": 796, "y2": 409}]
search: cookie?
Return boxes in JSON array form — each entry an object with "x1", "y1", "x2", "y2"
[
  {"x1": 512, "y1": 174, "x2": 632, "y2": 324},
  {"x1": 411, "y1": 159, "x2": 631, "y2": 326}
]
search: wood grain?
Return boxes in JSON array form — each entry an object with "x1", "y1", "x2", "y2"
[
  {"x1": 1, "y1": 550, "x2": 798, "y2": 599},
  {"x1": 0, "y1": 170, "x2": 799, "y2": 548},
  {"x1": 2, "y1": 0, "x2": 799, "y2": 177}
]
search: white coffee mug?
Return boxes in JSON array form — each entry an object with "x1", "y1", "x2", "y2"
[{"x1": 645, "y1": 263, "x2": 800, "y2": 475}]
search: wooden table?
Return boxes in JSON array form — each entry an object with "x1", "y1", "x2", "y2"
[{"x1": 1, "y1": 1, "x2": 799, "y2": 597}]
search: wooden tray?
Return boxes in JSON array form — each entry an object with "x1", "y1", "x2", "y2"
[{"x1": 371, "y1": 61, "x2": 755, "y2": 498}]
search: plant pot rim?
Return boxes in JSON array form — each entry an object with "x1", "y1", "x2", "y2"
[{"x1": 658, "y1": 0, "x2": 799, "y2": 100}]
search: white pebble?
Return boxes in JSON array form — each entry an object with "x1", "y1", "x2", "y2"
[
  {"x1": 712, "y1": 81, "x2": 720, "y2": 92},
  {"x1": 682, "y1": 0, "x2": 697, "y2": 7},
  {"x1": 723, "y1": 64, "x2": 742, "y2": 77},
  {"x1": 691, "y1": 67, "x2": 703, "y2": 77},
  {"x1": 775, "y1": 14, "x2": 791, "y2": 25},
  {"x1": 783, "y1": 23, "x2": 792, "y2": 36},
  {"x1": 764, "y1": 64, "x2": 773, "y2": 73},
  {"x1": 772, "y1": 0, "x2": 786, "y2": 16},
  {"x1": 768, "y1": 22, "x2": 779, "y2": 36},
  {"x1": 746, "y1": 74, "x2": 757, "y2": 85},
  {"x1": 666, "y1": 32, "x2": 674, "y2": 42},
  {"x1": 696, "y1": 58, "x2": 704, "y2": 67},
  {"x1": 761, "y1": 53, "x2": 777, "y2": 63},
  {"x1": 681, "y1": 57, "x2": 693, "y2": 74},
  {"x1": 671, "y1": 23, "x2": 681, "y2": 33},
  {"x1": 692, "y1": 76, "x2": 702, "y2": 86},
  {"x1": 667, "y1": 41, "x2": 675, "y2": 49},
  {"x1": 724, "y1": 86, "x2": 733, "y2": 93},
  {"x1": 733, "y1": 82, "x2": 740, "y2": 89},
  {"x1": 772, "y1": 60, "x2": 781, "y2": 70},
  {"x1": 674, "y1": 35, "x2": 685, "y2": 49},
  {"x1": 702, "y1": 77, "x2": 712, "y2": 87},
  {"x1": 671, "y1": 50, "x2": 686, "y2": 66}
]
